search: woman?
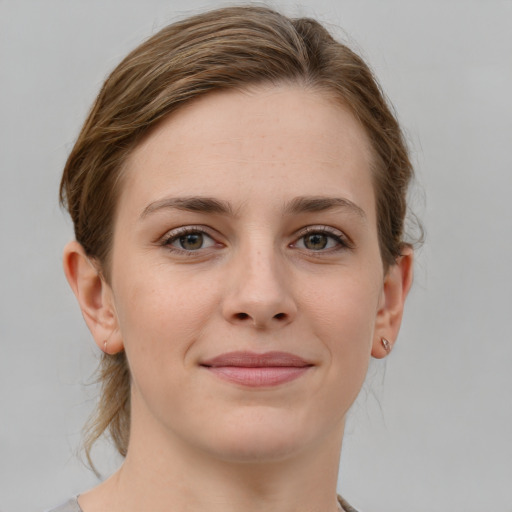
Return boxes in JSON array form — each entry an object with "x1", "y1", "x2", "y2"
[{"x1": 53, "y1": 6, "x2": 415, "y2": 512}]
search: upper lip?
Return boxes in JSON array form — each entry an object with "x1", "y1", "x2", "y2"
[{"x1": 201, "y1": 351, "x2": 313, "y2": 368}]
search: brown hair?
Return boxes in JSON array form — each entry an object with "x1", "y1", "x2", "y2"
[{"x1": 60, "y1": 5, "x2": 417, "y2": 466}]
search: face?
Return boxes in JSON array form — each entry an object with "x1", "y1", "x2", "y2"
[{"x1": 108, "y1": 84, "x2": 386, "y2": 462}]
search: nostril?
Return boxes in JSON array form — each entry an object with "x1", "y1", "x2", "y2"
[
  {"x1": 236, "y1": 312, "x2": 249, "y2": 320},
  {"x1": 273, "y1": 313, "x2": 286, "y2": 320}
]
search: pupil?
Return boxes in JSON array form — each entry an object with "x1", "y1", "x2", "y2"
[
  {"x1": 180, "y1": 233, "x2": 203, "y2": 250},
  {"x1": 305, "y1": 233, "x2": 327, "y2": 250}
]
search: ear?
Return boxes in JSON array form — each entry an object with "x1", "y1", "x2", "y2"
[
  {"x1": 63, "y1": 241, "x2": 124, "y2": 354},
  {"x1": 372, "y1": 246, "x2": 414, "y2": 359}
]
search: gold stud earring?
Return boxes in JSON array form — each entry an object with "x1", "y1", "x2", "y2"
[{"x1": 381, "y1": 337, "x2": 391, "y2": 353}]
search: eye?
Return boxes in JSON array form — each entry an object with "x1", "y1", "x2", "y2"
[
  {"x1": 293, "y1": 227, "x2": 350, "y2": 252},
  {"x1": 163, "y1": 228, "x2": 217, "y2": 252},
  {"x1": 301, "y1": 233, "x2": 334, "y2": 250}
]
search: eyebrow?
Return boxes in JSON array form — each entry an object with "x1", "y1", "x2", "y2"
[
  {"x1": 284, "y1": 196, "x2": 367, "y2": 220},
  {"x1": 140, "y1": 195, "x2": 366, "y2": 221},
  {"x1": 140, "y1": 196, "x2": 235, "y2": 219}
]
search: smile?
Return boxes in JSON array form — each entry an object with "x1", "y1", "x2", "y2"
[{"x1": 200, "y1": 351, "x2": 314, "y2": 387}]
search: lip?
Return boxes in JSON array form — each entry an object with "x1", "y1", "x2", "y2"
[{"x1": 200, "y1": 351, "x2": 313, "y2": 387}]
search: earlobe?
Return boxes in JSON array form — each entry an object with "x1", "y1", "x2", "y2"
[
  {"x1": 63, "y1": 241, "x2": 124, "y2": 354},
  {"x1": 372, "y1": 247, "x2": 414, "y2": 359}
]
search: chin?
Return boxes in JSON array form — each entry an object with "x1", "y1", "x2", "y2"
[
  {"x1": 210, "y1": 437, "x2": 304, "y2": 464},
  {"x1": 197, "y1": 410, "x2": 320, "y2": 464}
]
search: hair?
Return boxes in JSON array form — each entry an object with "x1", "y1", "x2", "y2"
[{"x1": 60, "y1": 5, "x2": 418, "y2": 467}]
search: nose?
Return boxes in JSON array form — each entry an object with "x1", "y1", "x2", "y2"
[{"x1": 221, "y1": 246, "x2": 297, "y2": 330}]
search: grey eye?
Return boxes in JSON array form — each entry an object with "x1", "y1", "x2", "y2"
[
  {"x1": 168, "y1": 231, "x2": 216, "y2": 251},
  {"x1": 296, "y1": 232, "x2": 341, "y2": 251},
  {"x1": 179, "y1": 233, "x2": 204, "y2": 250},
  {"x1": 303, "y1": 233, "x2": 329, "y2": 250}
]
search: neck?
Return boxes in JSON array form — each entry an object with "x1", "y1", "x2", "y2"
[{"x1": 79, "y1": 396, "x2": 345, "y2": 512}]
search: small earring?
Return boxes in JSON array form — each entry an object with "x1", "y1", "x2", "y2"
[
  {"x1": 103, "y1": 340, "x2": 108, "y2": 353},
  {"x1": 381, "y1": 337, "x2": 391, "y2": 353}
]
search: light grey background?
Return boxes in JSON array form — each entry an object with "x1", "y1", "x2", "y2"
[{"x1": 1, "y1": 1, "x2": 511, "y2": 511}]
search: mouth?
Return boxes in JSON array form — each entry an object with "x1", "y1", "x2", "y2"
[{"x1": 200, "y1": 351, "x2": 314, "y2": 387}]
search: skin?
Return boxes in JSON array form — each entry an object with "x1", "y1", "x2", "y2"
[{"x1": 64, "y1": 84, "x2": 413, "y2": 512}]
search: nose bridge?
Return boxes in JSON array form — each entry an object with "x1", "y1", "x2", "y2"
[{"x1": 222, "y1": 235, "x2": 296, "y2": 328}]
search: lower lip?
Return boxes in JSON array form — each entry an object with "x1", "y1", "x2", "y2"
[{"x1": 205, "y1": 366, "x2": 311, "y2": 387}]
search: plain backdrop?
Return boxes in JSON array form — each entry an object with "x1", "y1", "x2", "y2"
[{"x1": 1, "y1": 1, "x2": 511, "y2": 511}]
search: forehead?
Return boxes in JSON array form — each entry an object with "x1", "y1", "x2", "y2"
[{"x1": 120, "y1": 84, "x2": 375, "y2": 218}]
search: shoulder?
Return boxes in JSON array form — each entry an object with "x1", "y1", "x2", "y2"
[
  {"x1": 45, "y1": 496, "x2": 83, "y2": 512},
  {"x1": 338, "y1": 495, "x2": 360, "y2": 512}
]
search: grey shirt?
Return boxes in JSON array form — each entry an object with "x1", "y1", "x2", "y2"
[
  {"x1": 47, "y1": 495, "x2": 359, "y2": 512},
  {"x1": 46, "y1": 497, "x2": 81, "y2": 512}
]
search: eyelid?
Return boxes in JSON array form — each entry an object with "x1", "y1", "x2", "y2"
[
  {"x1": 157, "y1": 224, "x2": 353, "y2": 254},
  {"x1": 159, "y1": 225, "x2": 221, "y2": 251},
  {"x1": 292, "y1": 225, "x2": 354, "y2": 250}
]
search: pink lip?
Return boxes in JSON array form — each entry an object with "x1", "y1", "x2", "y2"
[{"x1": 200, "y1": 351, "x2": 313, "y2": 387}]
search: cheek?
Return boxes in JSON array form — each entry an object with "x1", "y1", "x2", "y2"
[
  {"x1": 302, "y1": 269, "x2": 382, "y2": 374},
  {"x1": 112, "y1": 266, "x2": 220, "y2": 375},
  {"x1": 111, "y1": 267, "x2": 225, "y2": 427},
  {"x1": 306, "y1": 267, "x2": 380, "y2": 332}
]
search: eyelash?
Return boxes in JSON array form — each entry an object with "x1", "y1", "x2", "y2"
[
  {"x1": 292, "y1": 226, "x2": 353, "y2": 253},
  {"x1": 160, "y1": 225, "x2": 219, "y2": 255},
  {"x1": 159, "y1": 225, "x2": 352, "y2": 255}
]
